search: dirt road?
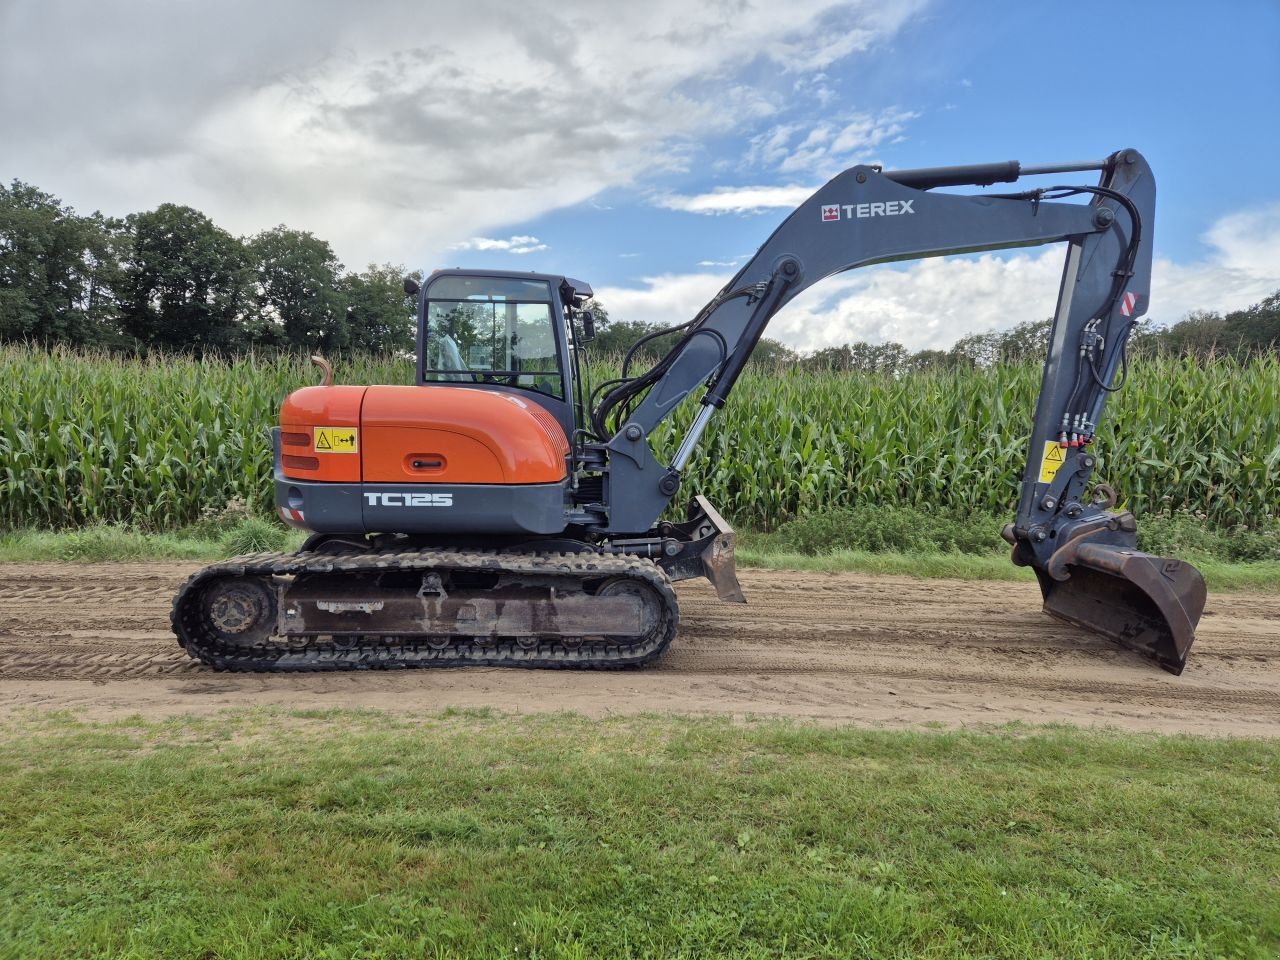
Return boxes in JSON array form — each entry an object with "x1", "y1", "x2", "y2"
[{"x1": 1, "y1": 562, "x2": 1277, "y2": 735}]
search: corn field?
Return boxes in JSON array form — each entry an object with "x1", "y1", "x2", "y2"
[{"x1": 2, "y1": 344, "x2": 1277, "y2": 531}]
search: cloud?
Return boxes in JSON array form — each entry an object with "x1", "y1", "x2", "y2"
[
  {"x1": 1198, "y1": 202, "x2": 1280, "y2": 279},
  {"x1": 658, "y1": 106, "x2": 923, "y2": 219},
  {"x1": 656, "y1": 185, "x2": 817, "y2": 215},
  {"x1": 450, "y1": 235, "x2": 548, "y2": 254},
  {"x1": 593, "y1": 203, "x2": 1280, "y2": 352},
  {"x1": 747, "y1": 109, "x2": 919, "y2": 177},
  {"x1": 0, "y1": 0, "x2": 923, "y2": 267},
  {"x1": 770, "y1": 253, "x2": 1065, "y2": 352},
  {"x1": 594, "y1": 273, "x2": 731, "y2": 329},
  {"x1": 1151, "y1": 200, "x2": 1280, "y2": 323}
]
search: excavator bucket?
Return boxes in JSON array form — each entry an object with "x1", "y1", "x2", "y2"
[{"x1": 1038, "y1": 541, "x2": 1206, "y2": 675}]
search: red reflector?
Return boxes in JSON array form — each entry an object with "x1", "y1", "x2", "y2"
[
  {"x1": 282, "y1": 431, "x2": 310, "y2": 447},
  {"x1": 283, "y1": 455, "x2": 320, "y2": 472}
]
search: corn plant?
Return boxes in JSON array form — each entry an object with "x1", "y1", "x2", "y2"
[{"x1": 1, "y1": 344, "x2": 1276, "y2": 531}]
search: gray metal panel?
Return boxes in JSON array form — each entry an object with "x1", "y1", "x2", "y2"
[
  {"x1": 274, "y1": 476, "x2": 569, "y2": 537},
  {"x1": 361, "y1": 482, "x2": 568, "y2": 535}
]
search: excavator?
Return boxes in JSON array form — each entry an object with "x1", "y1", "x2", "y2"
[{"x1": 171, "y1": 147, "x2": 1207, "y2": 675}]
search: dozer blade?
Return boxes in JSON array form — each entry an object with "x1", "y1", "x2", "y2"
[
  {"x1": 1040, "y1": 541, "x2": 1206, "y2": 675},
  {"x1": 656, "y1": 495, "x2": 746, "y2": 603},
  {"x1": 694, "y1": 495, "x2": 746, "y2": 603}
]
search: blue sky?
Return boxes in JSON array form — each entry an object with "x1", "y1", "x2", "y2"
[
  {"x1": 3, "y1": 0, "x2": 1277, "y2": 350},
  {"x1": 523, "y1": 0, "x2": 1278, "y2": 271}
]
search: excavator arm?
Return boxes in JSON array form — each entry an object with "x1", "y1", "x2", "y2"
[{"x1": 587, "y1": 148, "x2": 1205, "y2": 674}]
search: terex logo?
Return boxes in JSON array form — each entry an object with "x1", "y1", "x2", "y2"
[
  {"x1": 823, "y1": 199, "x2": 916, "y2": 221},
  {"x1": 364, "y1": 492, "x2": 453, "y2": 507}
]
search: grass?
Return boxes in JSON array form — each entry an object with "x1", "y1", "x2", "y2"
[
  {"x1": 0, "y1": 710, "x2": 1275, "y2": 959},
  {"x1": 734, "y1": 504, "x2": 1280, "y2": 591},
  {"x1": 734, "y1": 546, "x2": 1280, "y2": 593},
  {"x1": 1, "y1": 519, "x2": 1277, "y2": 592},
  {"x1": 0, "y1": 515, "x2": 306, "y2": 564}
]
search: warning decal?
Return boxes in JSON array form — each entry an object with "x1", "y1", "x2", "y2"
[
  {"x1": 1039, "y1": 441, "x2": 1065, "y2": 483},
  {"x1": 313, "y1": 427, "x2": 358, "y2": 454}
]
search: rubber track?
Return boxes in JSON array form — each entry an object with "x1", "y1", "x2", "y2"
[{"x1": 171, "y1": 548, "x2": 679, "y2": 672}]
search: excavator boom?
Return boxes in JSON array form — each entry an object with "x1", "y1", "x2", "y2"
[{"x1": 586, "y1": 148, "x2": 1203, "y2": 673}]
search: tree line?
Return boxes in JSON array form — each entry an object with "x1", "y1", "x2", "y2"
[
  {"x1": 0, "y1": 180, "x2": 417, "y2": 354},
  {"x1": 589, "y1": 294, "x2": 1280, "y2": 374},
  {"x1": 4, "y1": 177, "x2": 1277, "y2": 367}
]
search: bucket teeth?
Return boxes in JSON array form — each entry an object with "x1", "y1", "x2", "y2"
[{"x1": 1039, "y1": 541, "x2": 1206, "y2": 675}]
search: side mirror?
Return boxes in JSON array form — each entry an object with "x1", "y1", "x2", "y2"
[
  {"x1": 579, "y1": 309, "x2": 596, "y2": 343},
  {"x1": 403, "y1": 276, "x2": 420, "y2": 297}
]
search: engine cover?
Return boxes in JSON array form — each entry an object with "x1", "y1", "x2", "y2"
[{"x1": 274, "y1": 385, "x2": 571, "y2": 536}]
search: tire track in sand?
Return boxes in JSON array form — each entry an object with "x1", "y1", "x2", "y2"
[{"x1": 0, "y1": 562, "x2": 1277, "y2": 734}]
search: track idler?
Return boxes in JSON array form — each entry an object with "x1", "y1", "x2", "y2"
[{"x1": 1011, "y1": 516, "x2": 1206, "y2": 675}]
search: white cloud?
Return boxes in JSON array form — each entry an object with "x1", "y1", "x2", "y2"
[
  {"x1": 656, "y1": 185, "x2": 817, "y2": 215},
  {"x1": 770, "y1": 253, "x2": 1065, "y2": 352},
  {"x1": 0, "y1": 0, "x2": 924, "y2": 267},
  {"x1": 450, "y1": 235, "x2": 548, "y2": 254},
  {"x1": 746, "y1": 109, "x2": 918, "y2": 177},
  {"x1": 594, "y1": 273, "x2": 731, "y2": 329},
  {"x1": 593, "y1": 203, "x2": 1280, "y2": 352},
  {"x1": 1151, "y1": 200, "x2": 1280, "y2": 323},
  {"x1": 1199, "y1": 202, "x2": 1280, "y2": 279}
]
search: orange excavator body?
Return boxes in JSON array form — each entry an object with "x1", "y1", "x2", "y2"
[{"x1": 278, "y1": 384, "x2": 569, "y2": 487}]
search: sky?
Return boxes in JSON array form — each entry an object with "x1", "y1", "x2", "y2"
[{"x1": 2, "y1": 0, "x2": 1277, "y2": 352}]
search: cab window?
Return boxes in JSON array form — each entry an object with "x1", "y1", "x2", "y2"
[{"x1": 423, "y1": 278, "x2": 563, "y2": 398}]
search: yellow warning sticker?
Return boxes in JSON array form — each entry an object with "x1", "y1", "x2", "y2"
[
  {"x1": 313, "y1": 427, "x2": 358, "y2": 454},
  {"x1": 1039, "y1": 440, "x2": 1066, "y2": 483}
]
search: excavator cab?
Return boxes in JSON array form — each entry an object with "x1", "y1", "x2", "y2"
[{"x1": 416, "y1": 271, "x2": 584, "y2": 437}]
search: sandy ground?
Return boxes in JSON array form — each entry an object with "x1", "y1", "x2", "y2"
[{"x1": 0, "y1": 562, "x2": 1277, "y2": 735}]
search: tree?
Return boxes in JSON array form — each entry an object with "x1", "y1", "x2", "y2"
[
  {"x1": 1224, "y1": 292, "x2": 1280, "y2": 355},
  {"x1": 1158, "y1": 309, "x2": 1227, "y2": 357},
  {"x1": 342, "y1": 264, "x2": 418, "y2": 353},
  {"x1": 996, "y1": 319, "x2": 1051, "y2": 364},
  {"x1": 948, "y1": 330, "x2": 1001, "y2": 367},
  {"x1": 78, "y1": 212, "x2": 130, "y2": 347},
  {"x1": 246, "y1": 227, "x2": 345, "y2": 352},
  {"x1": 803, "y1": 341, "x2": 908, "y2": 374},
  {"x1": 747, "y1": 337, "x2": 799, "y2": 369},
  {"x1": 906, "y1": 348, "x2": 956, "y2": 372},
  {"x1": 120, "y1": 204, "x2": 249, "y2": 352},
  {"x1": 0, "y1": 181, "x2": 123, "y2": 345},
  {"x1": 1125, "y1": 319, "x2": 1168, "y2": 357}
]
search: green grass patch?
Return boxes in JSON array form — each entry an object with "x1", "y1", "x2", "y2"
[
  {"x1": 0, "y1": 711, "x2": 1275, "y2": 959},
  {"x1": 0, "y1": 519, "x2": 307, "y2": 563},
  {"x1": 0, "y1": 518, "x2": 1276, "y2": 593},
  {"x1": 758, "y1": 504, "x2": 1280, "y2": 564},
  {"x1": 735, "y1": 541, "x2": 1280, "y2": 592},
  {"x1": 737, "y1": 505, "x2": 1280, "y2": 592}
]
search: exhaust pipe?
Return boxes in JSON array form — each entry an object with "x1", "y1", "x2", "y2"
[{"x1": 1035, "y1": 532, "x2": 1206, "y2": 675}]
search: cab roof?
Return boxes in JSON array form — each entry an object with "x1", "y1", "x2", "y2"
[{"x1": 429, "y1": 268, "x2": 592, "y2": 304}]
